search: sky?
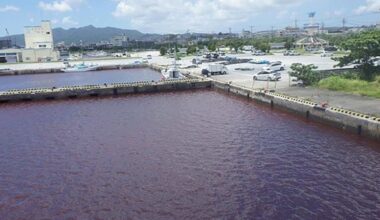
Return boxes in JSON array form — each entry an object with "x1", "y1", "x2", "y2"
[{"x1": 0, "y1": 0, "x2": 379, "y2": 35}]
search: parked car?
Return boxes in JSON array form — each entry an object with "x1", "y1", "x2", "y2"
[
  {"x1": 253, "y1": 71, "x2": 281, "y2": 81},
  {"x1": 324, "y1": 46, "x2": 338, "y2": 52},
  {"x1": 290, "y1": 76, "x2": 304, "y2": 86},
  {"x1": 192, "y1": 58, "x2": 202, "y2": 65},
  {"x1": 321, "y1": 52, "x2": 333, "y2": 57},
  {"x1": 224, "y1": 56, "x2": 237, "y2": 62},
  {"x1": 262, "y1": 61, "x2": 285, "y2": 72},
  {"x1": 203, "y1": 53, "x2": 212, "y2": 59},
  {"x1": 253, "y1": 50, "x2": 266, "y2": 56},
  {"x1": 284, "y1": 50, "x2": 300, "y2": 56},
  {"x1": 249, "y1": 59, "x2": 270, "y2": 64},
  {"x1": 370, "y1": 57, "x2": 380, "y2": 66}
]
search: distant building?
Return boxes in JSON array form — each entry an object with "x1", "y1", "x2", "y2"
[
  {"x1": 280, "y1": 27, "x2": 304, "y2": 38},
  {"x1": 218, "y1": 46, "x2": 232, "y2": 53},
  {"x1": 240, "y1": 30, "x2": 252, "y2": 38},
  {"x1": 304, "y1": 12, "x2": 320, "y2": 36},
  {"x1": 24, "y1": 21, "x2": 54, "y2": 49},
  {"x1": 242, "y1": 45, "x2": 254, "y2": 51},
  {"x1": 270, "y1": 42, "x2": 286, "y2": 50},
  {"x1": 0, "y1": 20, "x2": 60, "y2": 63},
  {"x1": 177, "y1": 48, "x2": 188, "y2": 56},
  {"x1": 111, "y1": 34, "x2": 129, "y2": 47},
  {"x1": 296, "y1": 13, "x2": 328, "y2": 49},
  {"x1": 0, "y1": 39, "x2": 11, "y2": 49}
]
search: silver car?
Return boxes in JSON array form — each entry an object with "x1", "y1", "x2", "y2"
[
  {"x1": 253, "y1": 71, "x2": 281, "y2": 81},
  {"x1": 262, "y1": 62, "x2": 285, "y2": 72}
]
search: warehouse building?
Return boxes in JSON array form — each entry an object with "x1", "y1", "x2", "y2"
[{"x1": 0, "y1": 20, "x2": 60, "y2": 63}]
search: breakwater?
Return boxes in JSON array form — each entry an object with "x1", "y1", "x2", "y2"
[
  {"x1": 0, "y1": 63, "x2": 154, "y2": 76},
  {"x1": 0, "y1": 78, "x2": 212, "y2": 102}
]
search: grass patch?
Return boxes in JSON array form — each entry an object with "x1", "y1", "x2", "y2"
[{"x1": 318, "y1": 76, "x2": 380, "y2": 98}]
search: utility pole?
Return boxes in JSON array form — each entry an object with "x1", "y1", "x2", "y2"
[
  {"x1": 271, "y1": 26, "x2": 274, "y2": 39},
  {"x1": 321, "y1": 22, "x2": 325, "y2": 34},
  {"x1": 342, "y1": 18, "x2": 346, "y2": 28}
]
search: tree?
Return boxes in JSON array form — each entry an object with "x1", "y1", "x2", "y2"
[
  {"x1": 285, "y1": 39, "x2": 294, "y2": 50},
  {"x1": 207, "y1": 42, "x2": 217, "y2": 52},
  {"x1": 257, "y1": 42, "x2": 270, "y2": 53},
  {"x1": 289, "y1": 63, "x2": 319, "y2": 86},
  {"x1": 160, "y1": 47, "x2": 167, "y2": 56},
  {"x1": 335, "y1": 30, "x2": 380, "y2": 81},
  {"x1": 187, "y1": 45, "x2": 197, "y2": 55}
]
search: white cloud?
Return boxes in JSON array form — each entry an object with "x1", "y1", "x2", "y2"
[
  {"x1": 355, "y1": 0, "x2": 380, "y2": 14},
  {"x1": 39, "y1": 1, "x2": 72, "y2": 12},
  {"x1": 112, "y1": 0, "x2": 303, "y2": 33},
  {"x1": 324, "y1": 9, "x2": 344, "y2": 19},
  {"x1": 38, "y1": 0, "x2": 84, "y2": 12},
  {"x1": 0, "y1": 5, "x2": 20, "y2": 12},
  {"x1": 62, "y1": 16, "x2": 79, "y2": 26},
  {"x1": 51, "y1": 19, "x2": 59, "y2": 24}
]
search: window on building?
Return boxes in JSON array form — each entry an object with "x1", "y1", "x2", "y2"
[
  {"x1": 46, "y1": 32, "x2": 50, "y2": 34},
  {"x1": 39, "y1": 45, "x2": 47, "y2": 48}
]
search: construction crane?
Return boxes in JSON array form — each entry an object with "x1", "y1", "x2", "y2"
[
  {"x1": 5, "y1": 28, "x2": 10, "y2": 40},
  {"x1": 5, "y1": 28, "x2": 12, "y2": 48}
]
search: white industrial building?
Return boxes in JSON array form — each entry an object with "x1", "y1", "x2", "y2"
[{"x1": 0, "y1": 20, "x2": 60, "y2": 63}]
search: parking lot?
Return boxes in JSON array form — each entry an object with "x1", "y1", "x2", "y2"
[{"x1": 176, "y1": 52, "x2": 340, "y2": 90}]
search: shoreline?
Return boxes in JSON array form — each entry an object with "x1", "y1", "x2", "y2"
[
  {"x1": 0, "y1": 72, "x2": 379, "y2": 141},
  {"x1": 0, "y1": 55, "x2": 379, "y2": 141}
]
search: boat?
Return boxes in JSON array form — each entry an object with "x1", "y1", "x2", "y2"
[
  {"x1": 0, "y1": 68, "x2": 14, "y2": 75},
  {"x1": 86, "y1": 51, "x2": 108, "y2": 58},
  {"x1": 161, "y1": 48, "x2": 183, "y2": 80},
  {"x1": 161, "y1": 65, "x2": 183, "y2": 79},
  {"x1": 61, "y1": 63, "x2": 99, "y2": 73}
]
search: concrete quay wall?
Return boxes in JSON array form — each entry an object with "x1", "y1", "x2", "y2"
[
  {"x1": 212, "y1": 80, "x2": 380, "y2": 141},
  {"x1": 0, "y1": 64, "x2": 153, "y2": 76},
  {"x1": 0, "y1": 79, "x2": 212, "y2": 103},
  {"x1": 0, "y1": 74, "x2": 379, "y2": 141}
]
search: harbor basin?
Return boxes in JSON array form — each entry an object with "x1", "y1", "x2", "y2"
[{"x1": 0, "y1": 90, "x2": 379, "y2": 219}]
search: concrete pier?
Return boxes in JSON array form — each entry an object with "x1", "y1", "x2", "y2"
[
  {"x1": 0, "y1": 78, "x2": 212, "y2": 103},
  {"x1": 0, "y1": 63, "x2": 153, "y2": 76}
]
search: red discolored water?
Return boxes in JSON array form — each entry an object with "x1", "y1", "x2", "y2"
[
  {"x1": 0, "y1": 90, "x2": 379, "y2": 219},
  {"x1": 0, "y1": 68, "x2": 161, "y2": 91}
]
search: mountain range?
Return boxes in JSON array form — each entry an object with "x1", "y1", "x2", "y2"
[{"x1": 0, "y1": 25, "x2": 162, "y2": 47}]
